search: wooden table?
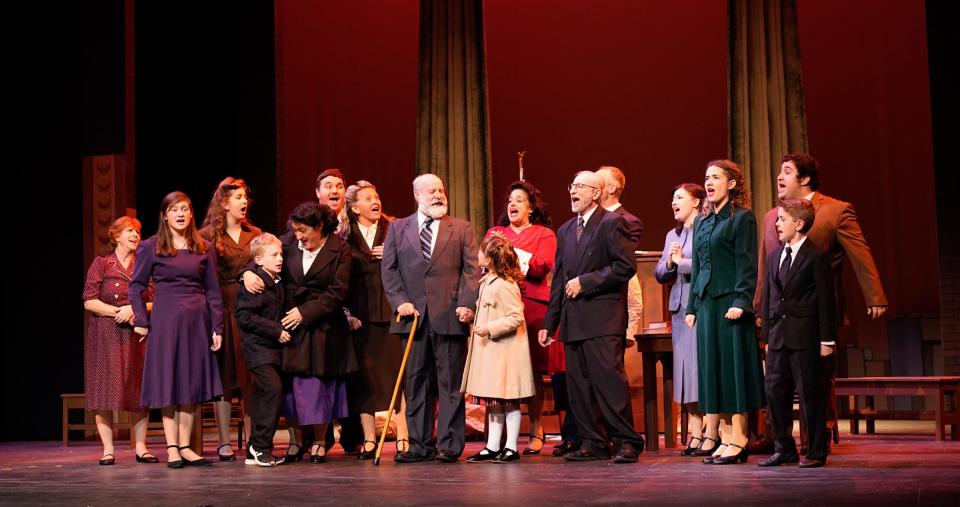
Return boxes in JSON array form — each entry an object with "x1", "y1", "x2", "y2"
[
  {"x1": 635, "y1": 329, "x2": 676, "y2": 450},
  {"x1": 835, "y1": 376, "x2": 960, "y2": 441}
]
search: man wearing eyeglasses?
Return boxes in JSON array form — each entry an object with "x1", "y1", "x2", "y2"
[{"x1": 539, "y1": 171, "x2": 645, "y2": 463}]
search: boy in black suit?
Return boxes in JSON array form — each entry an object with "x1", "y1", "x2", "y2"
[
  {"x1": 236, "y1": 233, "x2": 290, "y2": 467},
  {"x1": 759, "y1": 199, "x2": 836, "y2": 468}
]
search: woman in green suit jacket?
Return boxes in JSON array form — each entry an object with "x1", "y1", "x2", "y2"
[{"x1": 685, "y1": 159, "x2": 764, "y2": 465}]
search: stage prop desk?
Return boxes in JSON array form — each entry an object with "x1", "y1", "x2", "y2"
[
  {"x1": 836, "y1": 376, "x2": 960, "y2": 441},
  {"x1": 635, "y1": 329, "x2": 677, "y2": 450}
]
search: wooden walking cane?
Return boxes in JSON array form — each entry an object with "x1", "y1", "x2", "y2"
[{"x1": 373, "y1": 312, "x2": 418, "y2": 465}]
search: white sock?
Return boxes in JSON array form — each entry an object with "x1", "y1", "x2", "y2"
[
  {"x1": 486, "y1": 411, "x2": 505, "y2": 452},
  {"x1": 505, "y1": 409, "x2": 521, "y2": 452}
]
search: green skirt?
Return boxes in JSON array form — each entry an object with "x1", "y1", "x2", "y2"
[{"x1": 696, "y1": 292, "x2": 765, "y2": 413}]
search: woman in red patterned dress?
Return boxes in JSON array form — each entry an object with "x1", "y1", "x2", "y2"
[
  {"x1": 82, "y1": 216, "x2": 157, "y2": 465},
  {"x1": 484, "y1": 180, "x2": 559, "y2": 455}
]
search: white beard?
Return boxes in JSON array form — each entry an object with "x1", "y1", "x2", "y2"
[{"x1": 419, "y1": 201, "x2": 448, "y2": 219}]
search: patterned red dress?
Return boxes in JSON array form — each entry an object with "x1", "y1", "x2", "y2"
[
  {"x1": 82, "y1": 253, "x2": 151, "y2": 411},
  {"x1": 484, "y1": 225, "x2": 565, "y2": 373}
]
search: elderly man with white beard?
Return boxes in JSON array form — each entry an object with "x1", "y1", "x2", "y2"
[{"x1": 380, "y1": 173, "x2": 480, "y2": 463}]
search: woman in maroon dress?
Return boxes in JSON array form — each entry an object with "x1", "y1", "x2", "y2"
[
  {"x1": 484, "y1": 180, "x2": 558, "y2": 455},
  {"x1": 83, "y1": 216, "x2": 157, "y2": 465},
  {"x1": 200, "y1": 177, "x2": 262, "y2": 461},
  {"x1": 130, "y1": 191, "x2": 224, "y2": 468}
]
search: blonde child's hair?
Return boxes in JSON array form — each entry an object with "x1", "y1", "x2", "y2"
[{"x1": 250, "y1": 232, "x2": 282, "y2": 259}]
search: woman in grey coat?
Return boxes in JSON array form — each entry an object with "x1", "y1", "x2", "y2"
[{"x1": 655, "y1": 183, "x2": 713, "y2": 456}]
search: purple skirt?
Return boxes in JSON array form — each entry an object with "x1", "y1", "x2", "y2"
[{"x1": 283, "y1": 376, "x2": 348, "y2": 425}]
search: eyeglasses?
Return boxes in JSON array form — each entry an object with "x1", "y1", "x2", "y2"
[{"x1": 567, "y1": 183, "x2": 598, "y2": 192}]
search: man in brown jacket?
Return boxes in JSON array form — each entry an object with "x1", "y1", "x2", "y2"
[{"x1": 755, "y1": 153, "x2": 888, "y2": 451}]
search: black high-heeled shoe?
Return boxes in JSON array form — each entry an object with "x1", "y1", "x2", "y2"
[
  {"x1": 395, "y1": 439, "x2": 409, "y2": 454},
  {"x1": 284, "y1": 443, "x2": 304, "y2": 463},
  {"x1": 679, "y1": 436, "x2": 704, "y2": 457},
  {"x1": 217, "y1": 443, "x2": 237, "y2": 462},
  {"x1": 691, "y1": 436, "x2": 721, "y2": 457},
  {"x1": 702, "y1": 443, "x2": 728, "y2": 465},
  {"x1": 357, "y1": 440, "x2": 377, "y2": 460},
  {"x1": 522, "y1": 435, "x2": 544, "y2": 455},
  {"x1": 167, "y1": 444, "x2": 184, "y2": 469},
  {"x1": 98, "y1": 453, "x2": 115, "y2": 466},
  {"x1": 310, "y1": 443, "x2": 327, "y2": 464},
  {"x1": 178, "y1": 445, "x2": 213, "y2": 466},
  {"x1": 711, "y1": 443, "x2": 749, "y2": 465}
]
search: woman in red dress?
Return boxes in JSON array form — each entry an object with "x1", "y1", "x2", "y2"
[
  {"x1": 82, "y1": 216, "x2": 157, "y2": 465},
  {"x1": 484, "y1": 180, "x2": 559, "y2": 455}
]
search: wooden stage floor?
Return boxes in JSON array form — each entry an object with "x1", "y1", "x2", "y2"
[{"x1": 1, "y1": 421, "x2": 958, "y2": 506}]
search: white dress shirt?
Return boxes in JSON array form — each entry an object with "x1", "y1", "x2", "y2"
[{"x1": 358, "y1": 221, "x2": 378, "y2": 250}]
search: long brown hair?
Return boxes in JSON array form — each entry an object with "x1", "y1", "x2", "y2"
[
  {"x1": 480, "y1": 235, "x2": 524, "y2": 286},
  {"x1": 156, "y1": 191, "x2": 207, "y2": 257},
  {"x1": 704, "y1": 159, "x2": 751, "y2": 213},
  {"x1": 202, "y1": 176, "x2": 253, "y2": 255}
]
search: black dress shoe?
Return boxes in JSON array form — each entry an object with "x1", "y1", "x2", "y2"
[
  {"x1": 166, "y1": 445, "x2": 184, "y2": 469},
  {"x1": 217, "y1": 443, "x2": 237, "y2": 462},
  {"x1": 757, "y1": 452, "x2": 800, "y2": 467},
  {"x1": 613, "y1": 445, "x2": 639, "y2": 464},
  {"x1": 435, "y1": 450, "x2": 459, "y2": 463},
  {"x1": 135, "y1": 452, "x2": 159, "y2": 464},
  {"x1": 309, "y1": 444, "x2": 327, "y2": 464},
  {"x1": 799, "y1": 457, "x2": 826, "y2": 468},
  {"x1": 284, "y1": 444, "x2": 304, "y2": 463},
  {"x1": 522, "y1": 435, "x2": 544, "y2": 455},
  {"x1": 467, "y1": 448, "x2": 501, "y2": 463},
  {"x1": 679, "y1": 437, "x2": 704, "y2": 457},
  {"x1": 179, "y1": 446, "x2": 214, "y2": 466},
  {"x1": 394, "y1": 451, "x2": 434, "y2": 463},
  {"x1": 702, "y1": 443, "x2": 728, "y2": 464},
  {"x1": 691, "y1": 436, "x2": 721, "y2": 457},
  {"x1": 98, "y1": 453, "x2": 115, "y2": 466},
  {"x1": 563, "y1": 449, "x2": 605, "y2": 461},
  {"x1": 552, "y1": 440, "x2": 579, "y2": 457},
  {"x1": 494, "y1": 448, "x2": 520, "y2": 463},
  {"x1": 357, "y1": 440, "x2": 377, "y2": 460},
  {"x1": 712, "y1": 443, "x2": 749, "y2": 465}
]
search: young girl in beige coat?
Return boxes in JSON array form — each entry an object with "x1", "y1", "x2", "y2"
[{"x1": 462, "y1": 235, "x2": 535, "y2": 463}]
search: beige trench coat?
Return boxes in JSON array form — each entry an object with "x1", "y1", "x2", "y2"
[{"x1": 461, "y1": 275, "x2": 535, "y2": 400}]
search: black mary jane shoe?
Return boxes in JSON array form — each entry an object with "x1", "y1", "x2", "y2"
[
  {"x1": 466, "y1": 447, "x2": 501, "y2": 463},
  {"x1": 217, "y1": 443, "x2": 237, "y2": 462},
  {"x1": 284, "y1": 443, "x2": 304, "y2": 463},
  {"x1": 702, "y1": 443, "x2": 728, "y2": 465},
  {"x1": 135, "y1": 451, "x2": 159, "y2": 464},
  {"x1": 679, "y1": 436, "x2": 704, "y2": 457},
  {"x1": 357, "y1": 440, "x2": 377, "y2": 461},
  {"x1": 98, "y1": 453, "x2": 115, "y2": 466},
  {"x1": 166, "y1": 445, "x2": 184, "y2": 469},
  {"x1": 522, "y1": 435, "x2": 544, "y2": 456},
  {"x1": 395, "y1": 439, "x2": 410, "y2": 454},
  {"x1": 494, "y1": 448, "x2": 520, "y2": 463},
  {"x1": 711, "y1": 443, "x2": 749, "y2": 465},
  {"x1": 691, "y1": 436, "x2": 720, "y2": 457},
  {"x1": 179, "y1": 446, "x2": 214, "y2": 466},
  {"x1": 309, "y1": 444, "x2": 327, "y2": 464}
]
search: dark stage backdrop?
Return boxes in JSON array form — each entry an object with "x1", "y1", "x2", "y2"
[
  {"x1": 274, "y1": 0, "x2": 420, "y2": 222},
  {"x1": 799, "y1": 0, "x2": 936, "y2": 353},
  {"x1": 485, "y1": 0, "x2": 728, "y2": 249}
]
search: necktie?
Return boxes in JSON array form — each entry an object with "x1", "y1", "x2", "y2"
[
  {"x1": 576, "y1": 215, "x2": 585, "y2": 242},
  {"x1": 778, "y1": 245, "x2": 792, "y2": 286},
  {"x1": 420, "y1": 217, "x2": 434, "y2": 262}
]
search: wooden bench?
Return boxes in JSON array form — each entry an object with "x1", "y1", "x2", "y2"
[{"x1": 835, "y1": 376, "x2": 960, "y2": 441}]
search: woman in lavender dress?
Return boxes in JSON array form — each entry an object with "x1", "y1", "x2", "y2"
[{"x1": 130, "y1": 191, "x2": 224, "y2": 468}]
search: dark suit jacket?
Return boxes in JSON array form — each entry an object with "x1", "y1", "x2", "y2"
[
  {"x1": 688, "y1": 204, "x2": 757, "y2": 316},
  {"x1": 542, "y1": 207, "x2": 637, "y2": 343},
  {"x1": 754, "y1": 192, "x2": 887, "y2": 326},
  {"x1": 279, "y1": 232, "x2": 358, "y2": 376},
  {"x1": 611, "y1": 205, "x2": 644, "y2": 250},
  {"x1": 235, "y1": 267, "x2": 286, "y2": 369},
  {"x1": 762, "y1": 239, "x2": 836, "y2": 350},
  {"x1": 346, "y1": 220, "x2": 392, "y2": 325},
  {"x1": 380, "y1": 213, "x2": 480, "y2": 336}
]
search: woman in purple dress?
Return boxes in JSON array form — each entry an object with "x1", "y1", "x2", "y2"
[
  {"x1": 129, "y1": 191, "x2": 224, "y2": 468},
  {"x1": 83, "y1": 216, "x2": 157, "y2": 465},
  {"x1": 278, "y1": 202, "x2": 357, "y2": 464}
]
